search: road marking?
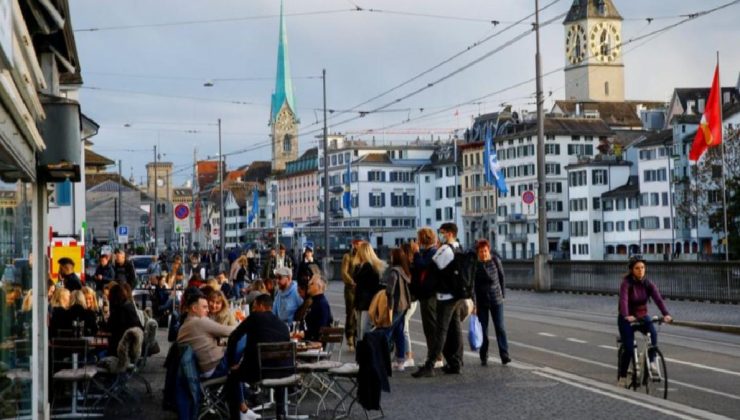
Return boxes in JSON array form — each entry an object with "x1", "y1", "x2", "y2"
[
  {"x1": 664, "y1": 357, "x2": 740, "y2": 378},
  {"x1": 538, "y1": 332, "x2": 556, "y2": 337},
  {"x1": 566, "y1": 338, "x2": 588, "y2": 344},
  {"x1": 598, "y1": 345, "x2": 618, "y2": 351}
]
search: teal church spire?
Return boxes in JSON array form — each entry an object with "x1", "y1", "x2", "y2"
[{"x1": 271, "y1": 0, "x2": 296, "y2": 123}]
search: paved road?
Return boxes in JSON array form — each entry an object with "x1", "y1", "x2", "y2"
[{"x1": 325, "y1": 286, "x2": 740, "y2": 419}]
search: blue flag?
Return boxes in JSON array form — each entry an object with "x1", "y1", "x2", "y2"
[
  {"x1": 484, "y1": 126, "x2": 508, "y2": 194},
  {"x1": 247, "y1": 187, "x2": 259, "y2": 225},
  {"x1": 343, "y1": 158, "x2": 352, "y2": 215}
]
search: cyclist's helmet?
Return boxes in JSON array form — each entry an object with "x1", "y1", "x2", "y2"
[{"x1": 628, "y1": 254, "x2": 646, "y2": 270}]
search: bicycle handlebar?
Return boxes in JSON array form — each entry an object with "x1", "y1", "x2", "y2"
[{"x1": 629, "y1": 315, "x2": 665, "y2": 327}]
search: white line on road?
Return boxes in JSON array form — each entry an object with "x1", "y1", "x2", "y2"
[
  {"x1": 566, "y1": 338, "x2": 588, "y2": 344},
  {"x1": 664, "y1": 357, "x2": 740, "y2": 378},
  {"x1": 598, "y1": 345, "x2": 618, "y2": 351},
  {"x1": 538, "y1": 332, "x2": 557, "y2": 337}
]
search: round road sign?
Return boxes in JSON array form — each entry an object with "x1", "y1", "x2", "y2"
[
  {"x1": 522, "y1": 191, "x2": 535, "y2": 205},
  {"x1": 174, "y1": 203, "x2": 190, "y2": 220}
]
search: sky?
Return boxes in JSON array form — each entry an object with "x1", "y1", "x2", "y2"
[{"x1": 68, "y1": 0, "x2": 740, "y2": 187}]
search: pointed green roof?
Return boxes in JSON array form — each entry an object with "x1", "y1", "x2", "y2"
[{"x1": 271, "y1": 0, "x2": 296, "y2": 122}]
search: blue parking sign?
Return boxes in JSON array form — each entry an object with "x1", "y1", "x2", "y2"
[{"x1": 118, "y1": 226, "x2": 128, "y2": 236}]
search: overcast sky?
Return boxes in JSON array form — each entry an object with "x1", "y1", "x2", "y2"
[{"x1": 68, "y1": 0, "x2": 740, "y2": 186}]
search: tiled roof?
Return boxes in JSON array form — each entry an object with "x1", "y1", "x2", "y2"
[
  {"x1": 493, "y1": 117, "x2": 613, "y2": 144},
  {"x1": 552, "y1": 100, "x2": 656, "y2": 128},
  {"x1": 635, "y1": 129, "x2": 672, "y2": 148},
  {"x1": 243, "y1": 161, "x2": 272, "y2": 182},
  {"x1": 565, "y1": 156, "x2": 632, "y2": 170},
  {"x1": 85, "y1": 148, "x2": 114, "y2": 167},
  {"x1": 283, "y1": 148, "x2": 318, "y2": 176},
  {"x1": 360, "y1": 153, "x2": 392, "y2": 164},
  {"x1": 86, "y1": 173, "x2": 138, "y2": 190},
  {"x1": 197, "y1": 160, "x2": 221, "y2": 190}
]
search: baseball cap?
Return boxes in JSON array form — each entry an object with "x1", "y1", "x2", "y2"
[
  {"x1": 274, "y1": 267, "x2": 292, "y2": 277},
  {"x1": 245, "y1": 291, "x2": 267, "y2": 305}
]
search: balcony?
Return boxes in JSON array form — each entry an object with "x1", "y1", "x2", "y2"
[
  {"x1": 506, "y1": 233, "x2": 528, "y2": 243},
  {"x1": 506, "y1": 213, "x2": 527, "y2": 224}
]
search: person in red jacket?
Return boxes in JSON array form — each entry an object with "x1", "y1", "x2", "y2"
[{"x1": 617, "y1": 255, "x2": 672, "y2": 388}]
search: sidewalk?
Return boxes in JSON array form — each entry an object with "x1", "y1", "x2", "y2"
[{"x1": 106, "y1": 327, "x2": 719, "y2": 420}]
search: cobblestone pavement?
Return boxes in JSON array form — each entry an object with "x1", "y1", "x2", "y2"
[{"x1": 506, "y1": 289, "x2": 740, "y2": 326}]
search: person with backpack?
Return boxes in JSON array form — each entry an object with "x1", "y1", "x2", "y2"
[
  {"x1": 413, "y1": 222, "x2": 467, "y2": 378},
  {"x1": 409, "y1": 228, "x2": 440, "y2": 369},
  {"x1": 473, "y1": 239, "x2": 510, "y2": 366}
]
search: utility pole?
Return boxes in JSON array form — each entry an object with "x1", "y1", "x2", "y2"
[
  {"x1": 118, "y1": 160, "x2": 123, "y2": 247},
  {"x1": 322, "y1": 69, "x2": 330, "y2": 273},
  {"x1": 153, "y1": 145, "x2": 158, "y2": 254},
  {"x1": 190, "y1": 147, "x2": 196, "y2": 251},
  {"x1": 218, "y1": 118, "x2": 225, "y2": 271},
  {"x1": 534, "y1": 0, "x2": 550, "y2": 291}
]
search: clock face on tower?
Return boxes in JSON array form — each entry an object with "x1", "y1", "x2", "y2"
[
  {"x1": 589, "y1": 21, "x2": 621, "y2": 63},
  {"x1": 275, "y1": 107, "x2": 294, "y2": 131},
  {"x1": 565, "y1": 24, "x2": 587, "y2": 64}
]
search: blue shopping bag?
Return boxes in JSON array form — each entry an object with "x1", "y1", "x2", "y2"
[{"x1": 468, "y1": 313, "x2": 483, "y2": 351}]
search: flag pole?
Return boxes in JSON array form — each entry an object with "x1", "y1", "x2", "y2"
[{"x1": 717, "y1": 52, "x2": 729, "y2": 261}]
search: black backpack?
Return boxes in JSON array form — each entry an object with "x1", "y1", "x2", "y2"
[{"x1": 446, "y1": 248, "x2": 478, "y2": 300}]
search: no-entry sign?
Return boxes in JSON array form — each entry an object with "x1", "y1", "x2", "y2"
[{"x1": 522, "y1": 191, "x2": 535, "y2": 205}]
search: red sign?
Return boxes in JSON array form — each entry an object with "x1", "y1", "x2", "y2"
[
  {"x1": 522, "y1": 191, "x2": 535, "y2": 205},
  {"x1": 174, "y1": 203, "x2": 190, "y2": 220}
]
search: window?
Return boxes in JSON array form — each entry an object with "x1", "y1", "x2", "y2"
[
  {"x1": 545, "y1": 163, "x2": 561, "y2": 175},
  {"x1": 546, "y1": 200, "x2": 563, "y2": 212},
  {"x1": 569, "y1": 170, "x2": 587, "y2": 187},
  {"x1": 603, "y1": 199, "x2": 613, "y2": 211},
  {"x1": 663, "y1": 217, "x2": 671, "y2": 229},
  {"x1": 547, "y1": 221, "x2": 563, "y2": 232},
  {"x1": 650, "y1": 193, "x2": 659, "y2": 206},
  {"x1": 369, "y1": 192, "x2": 385, "y2": 207},
  {"x1": 435, "y1": 187, "x2": 443, "y2": 200},
  {"x1": 570, "y1": 221, "x2": 588, "y2": 237},
  {"x1": 368, "y1": 171, "x2": 385, "y2": 182},
  {"x1": 629, "y1": 220, "x2": 639, "y2": 231},
  {"x1": 616, "y1": 221, "x2": 625, "y2": 232},
  {"x1": 568, "y1": 144, "x2": 594, "y2": 156},
  {"x1": 604, "y1": 222, "x2": 614, "y2": 232},
  {"x1": 545, "y1": 144, "x2": 560, "y2": 155},
  {"x1": 593, "y1": 220, "x2": 601, "y2": 233},
  {"x1": 444, "y1": 207, "x2": 453, "y2": 220},
  {"x1": 592, "y1": 169, "x2": 608, "y2": 185},
  {"x1": 593, "y1": 197, "x2": 600, "y2": 210},
  {"x1": 283, "y1": 134, "x2": 292, "y2": 152},
  {"x1": 628, "y1": 197, "x2": 638, "y2": 209},
  {"x1": 616, "y1": 198, "x2": 626, "y2": 210},
  {"x1": 435, "y1": 209, "x2": 442, "y2": 221},
  {"x1": 446, "y1": 185, "x2": 456, "y2": 198},
  {"x1": 661, "y1": 192, "x2": 669, "y2": 206},
  {"x1": 546, "y1": 182, "x2": 562, "y2": 193},
  {"x1": 641, "y1": 217, "x2": 660, "y2": 230}
]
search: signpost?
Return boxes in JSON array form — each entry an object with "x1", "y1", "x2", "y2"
[
  {"x1": 522, "y1": 191, "x2": 535, "y2": 214},
  {"x1": 174, "y1": 203, "x2": 191, "y2": 234},
  {"x1": 281, "y1": 222, "x2": 295, "y2": 237},
  {"x1": 117, "y1": 225, "x2": 129, "y2": 244}
]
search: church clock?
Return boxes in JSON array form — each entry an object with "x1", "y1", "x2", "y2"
[
  {"x1": 589, "y1": 21, "x2": 621, "y2": 63},
  {"x1": 565, "y1": 24, "x2": 587, "y2": 65}
]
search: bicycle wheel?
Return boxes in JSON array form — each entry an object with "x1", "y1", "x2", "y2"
[
  {"x1": 617, "y1": 344, "x2": 638, "y2": 390},
  {"x1": 644, "y1": 347, "x2": 668, "y2": 399}
]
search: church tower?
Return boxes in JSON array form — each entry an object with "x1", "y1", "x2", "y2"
[
  {"x1": 270, "y1": 0, "x2": 299, "y2": 172},
  {"x1": 563, "y1": 0, "x2": 624, "y2": 101}
]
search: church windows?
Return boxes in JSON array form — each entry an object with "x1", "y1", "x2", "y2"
[{"x1": 283, "y1": 134, "x2": 292, "y2": 153}]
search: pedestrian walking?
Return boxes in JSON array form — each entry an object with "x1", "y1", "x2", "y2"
[{"x1": 341, "y1": 240, "x2": 361, "y2": 351}]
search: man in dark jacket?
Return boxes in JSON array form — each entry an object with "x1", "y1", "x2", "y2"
[
  {"x1": 112, "y1": 249, "x2": 136, "y2": 288},
  {"x1": 93, "y1": 252, "x2": 115, "y2": 291},
  {"x1": 58, "y1": 257, "x2": 82, "y2": 291}
]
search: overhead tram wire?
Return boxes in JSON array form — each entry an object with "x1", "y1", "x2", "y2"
[
  {"x1": 300, "y1": 9, "x2": 567, "y2": 139},
  {"x1": 358, "y1": 0, "x2": 740, "y2": 134},
  {"x1": 300, "y1": 0, "x2": 564, "y2": 132}
]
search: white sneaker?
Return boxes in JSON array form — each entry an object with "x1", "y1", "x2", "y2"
[
  {"x1": 392, "y1": 360, "x2": 406, "y2": 372},
  {"x1": 240, "y1": 409, "x2": 262, "y2": 420},
  {"x1": 617, "y1": 377, "x2": 629, "y2": 389},
  {"x1": 433, "y1": 360, "x2": 444, "y2": 369},
  {"x1": 403, "y1": 358, "x2": 415, "y2": 368},
  {"x1": 649, "y1": 361, "x2": 660, "y2": 376}
]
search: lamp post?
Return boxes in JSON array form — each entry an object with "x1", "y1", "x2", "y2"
[
  {"x1": 218, "y1": 118, "x2": 225, "y2": 271},
  {"x1": 534, "y1": 0, "x2": 550, "y2": 291},
  {"x1": 322, "y1": 69, "x2": 330, "y2": 273}
]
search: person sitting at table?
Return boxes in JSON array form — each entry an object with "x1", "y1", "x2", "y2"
[
  {"x1": 177, "y1": 291, "x2": 255, "y2": 419},
  {"x1": 272, "y1": 266, "x2": 303, "y2": 324},
  {"x1": 208, "y1": 290, "x2": 236, "y2": 327},
  {"x1": 104, "y1": 284, "x2": 143, "y2": 355},
  {"x1": 67, "y1": 290, "x2": 98, "y2": 336},
  {"x1": 82, "y1": 286, "x2": 104, "y2": 332},
  {"x1": 93, "y1": 251, "x2": 115, "y2": 292},
  {"x1": 227, "y1": 293, "x2": 290, "y2": 418},
  {"x1": 293, "y1": 282, "x2": 312, "y2": 329},
  {"x1": 304, "y1": 276, "x2": 333, "y2": 342},
  {"x1": 49, "y1": 287, "x2": 71, "y2": 338}
]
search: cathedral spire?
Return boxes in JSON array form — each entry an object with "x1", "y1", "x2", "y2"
[{"x1": 271, "y1": 0, "x2": 296, "y2": 124}]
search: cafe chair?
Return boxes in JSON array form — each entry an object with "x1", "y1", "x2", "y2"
[
  {"x1": 131, "y1": 318, "x2": 159, "y2": 394},
  {"x1": 257, "y1": 341, "x2": 303, "y2": 419},
  {"x1": 297, "y1": 327, "x2": 345, "y2": 415},
  {"x1": 50, "y1": 337, "x2": 99, "y2": 417},
  {"x1": 93, "y1": 327, "x2": 144, "y2": 407}
]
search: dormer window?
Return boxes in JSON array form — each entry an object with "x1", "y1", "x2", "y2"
[{"x1": 597, "y1": 0, "x2": 607, "y2": 15}]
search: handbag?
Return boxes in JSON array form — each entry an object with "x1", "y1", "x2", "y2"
[{"x1": 468, "y1": 314, "x2": 483, "y2": 351}]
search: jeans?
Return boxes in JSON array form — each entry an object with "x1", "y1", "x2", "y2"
[
  {"x1": 209, "y1": 336, "x2": 247, "y2": 417},
  {"x1": 425, "y1": 299, "x2": 463, "y2": 370},
  {"x1": 418, "y1": 296, "x2": 437, "y2": 359},
  {"x1": 403, "y1": 301, "x2": 418, "y2": 356},
  {"x1": 344, "y1": 284, "x2": 357, "y2": 344},
  {"x1": 617, "y1": 315, "x2": 658, "y2": 377},
  {"x1": 477, "y1": 298, "x2": 509, "y2": 361},
  {"x1": 387, "y1": 310, "x2": 407, "y2": 360}
]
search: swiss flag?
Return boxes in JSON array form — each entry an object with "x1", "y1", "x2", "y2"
[
  {"x1": 194, "y1": 200, "x2": 202, "y2": 231},
  {"x1": 689, "y1": 64, "x2": 723, "y2": 161}
]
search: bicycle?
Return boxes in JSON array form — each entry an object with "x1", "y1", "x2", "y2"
[{"x1": 616, "y1": 315, "x2": 668, "y2": 399}]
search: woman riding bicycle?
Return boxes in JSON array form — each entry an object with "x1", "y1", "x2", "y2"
[{"x1": 617, "y1": 255, "x2": 672, "y2": 388}]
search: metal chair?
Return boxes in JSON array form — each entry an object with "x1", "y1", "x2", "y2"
[
  {"x1": 50, "y1": 338, "x2": 100, "y2": 418},
  {"x1": 257, "y1": 341, "x2": 303, "y2": 419}
]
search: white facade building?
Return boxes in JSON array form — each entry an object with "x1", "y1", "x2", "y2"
[
  {"x1": 223, "y1": 189, "x2": 247, "y2": 250},
  {"x1": 566, "y1": 158, "x2": 632, "y2": 260},
  {"x1": 601, "y1": 175, "x2": 641, "y2": 258}
]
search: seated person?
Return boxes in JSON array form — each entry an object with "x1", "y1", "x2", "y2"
[
  {"x1": 208, "y1": 290, "x2": 237, "y2": 327},
  {"x1": 49, "y1": 287, "x2": 71, "y2": 338},
  {"x1": 272, "y1": 267, "x2": 303, "y2": 324},
  {"x1": 58, "y1": 257, "x2": 83, "y2": 292},
  {"x1": 227, "y1": 294, "x2": 291, "y2": 417},
  {"x1": 303, "y1": 277, "x2": 333, "y2": 342},
  {"x1": 177, "y1": 291, "x2": 255, "y2": 418},
  {"x1": 293, "y1": 282, "x2": 312, "y2": 329},
  {"x1": 67, "y1": 290, "x2": 98, "y2": 336},
  {"x1": 104, "y1": 284, "x2": 143, "y2": 355}
]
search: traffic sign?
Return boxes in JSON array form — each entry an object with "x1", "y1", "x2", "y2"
[
  {"x1": 174, "y1": 204, "x2": 190, "y2": 220},
  {"x1": 118, "y1": 225, "x2": 128, "y2": 236},
  {"x1": 522, "y1": 191, "x2": 535, "y2": 205}
]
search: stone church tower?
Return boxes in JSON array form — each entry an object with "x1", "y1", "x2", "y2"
[
  {"x1": 563, "y1": 0, "x2": 625, "y2": 101},
  {"x1": 270, "y1": 0, "x2": 299, "y2": 172}
]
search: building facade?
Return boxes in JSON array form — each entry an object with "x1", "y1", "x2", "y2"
[{"x1": 277, "y1": 147, "x2": 319, "y2": 226}]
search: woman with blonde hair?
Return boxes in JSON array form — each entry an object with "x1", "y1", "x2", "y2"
[
  {"x1": 49, "y1": 287, "x2": 71, "y2": 337},
  {"x1": 82, "y1": 286, "x2": 99, "y2": 312},
  {"x1": 208, "y1": 290, "x2": 236, "y2": 326},
  {"x1": 68, "y1": 289, "x2": 98, "y2": 336},
  {"x1": 352, "y1": 242, "x2": 387, "y2": 341}
]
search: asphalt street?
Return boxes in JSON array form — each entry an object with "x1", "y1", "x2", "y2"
[{"x1": 323, "y1": 286, "x2": 740, "y2": 419}]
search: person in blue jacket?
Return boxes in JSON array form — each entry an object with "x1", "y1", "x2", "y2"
[{"x1": 272, "y1": 266, "x2": 303, "y2": 324}]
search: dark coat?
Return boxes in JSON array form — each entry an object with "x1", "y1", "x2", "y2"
[
  {"x1": 356, "y1": 329, "x2": 391, "y2": 410},
  {"x1": 62, "y1": 273, "x2": 83, "y2": 292},
  {"x1": 411, "y1": 247, "x2": 437, "y2": 299},
  {"x1": 354, "y1": 263, "x2": 383, "y2": 311},
  {"x1": 112, "y1": 260, "x2": 137, "y2": 287},
  {"x1": 93, "y1": 262, "x2": 115, "y2": 290},
  {"x1": 304, "y1": 294, "x2": 333, "y2": 342},
  {"x1": 65, "y1": 304, "x2": 98, "y2": 336},
  {"x1": 107, "y1": 300, "x2": 142, "y2": 354},
  {"x1": 227, "y1": 311, "x2": 290, "y2": 384}
]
